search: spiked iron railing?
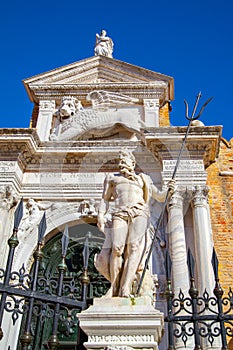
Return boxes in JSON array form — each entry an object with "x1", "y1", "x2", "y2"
[
  {"x1": 164, "y1": 248, "x2": 233, "y2": 349},
  {"x1": 0, "y1": 201, "x2": 89, "y2": 350},
  {"x1": 0, "y1": 200, "x2": 232, "y2": 349},
  {"x1": 20, "y1": 212, "x2": 47, "y2": 350},
  {"x1": 0, "y1": 198, "x2": 23, "y2": 340}
]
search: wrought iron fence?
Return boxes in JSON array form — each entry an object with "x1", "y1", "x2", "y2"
[
  {"x1": 0, "y1": 199, "x2": 232, "y2": 349},
  {"x1": 0, "y1": 199, "x2": 103, "y2": 350},
  {"x1": 164, "y1": 248, "x2": 233, "y2": 349}
]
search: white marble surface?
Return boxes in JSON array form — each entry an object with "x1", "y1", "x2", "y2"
[{"x1": 79, "y1": 296, "x2": 164, "y2": 350}]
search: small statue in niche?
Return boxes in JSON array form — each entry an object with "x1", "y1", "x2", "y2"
[
  {"x1": 18, "y1": 199, "x2": 53, "y2": 236},
  {"x1": 94, "y1": 30, "x2": 114, "y2": 58},
  {"x1": 0, "y1": 185, "x2": 18, "y2": 244},
  {"x1": 80, "y1": 199, "x2": 97, "y2": 216},
  {"x1": 49, "y1": 128, "x2": 58, "y2": 141},
  {"x1": 0, "y1": 185, "x2": 18, "y2": 210}
]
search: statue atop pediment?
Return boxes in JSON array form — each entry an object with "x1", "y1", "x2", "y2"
[{"x1": 94, "y1": 30, "x2": 114, "y2": 58}]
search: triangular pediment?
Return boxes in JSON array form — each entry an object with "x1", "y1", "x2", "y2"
[{"x1": 23, "y1": 56, "x2": 174, "y2": 103}]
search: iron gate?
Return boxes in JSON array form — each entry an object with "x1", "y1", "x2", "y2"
[
  {"x1": 0, "y1": 199, "x2": 109, "y2": 349},
  {"x1": 0, "y1": 199, "x2": 233, "y2": 349},
  {"x1": 163, "y1": 248, "x2": 233, "y2": 349}
]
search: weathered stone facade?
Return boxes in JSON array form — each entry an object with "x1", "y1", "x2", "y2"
[{"x1": 0, "y1": 52, "x2": 232, "y2": 349}]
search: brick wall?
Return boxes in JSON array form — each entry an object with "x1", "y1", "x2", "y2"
[
  {"x1": 207, "y1": 137, "x2": 233, "y2": 292},
  {"x1": 30, "y1": 103, "x2": 39, "y2": 128},
  {"x1": 159, "y1": 102, "x2": 170, "y2": 126}
]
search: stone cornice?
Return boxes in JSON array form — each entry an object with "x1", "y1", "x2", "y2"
[
  {"x1": 0, "y1": 133, "x2": 143, "y2": 170},
  {"x1": 23, "y1": 56, "x2": 173, "y2": 83},
  {"x1": 0, "y1": 127, "x2": 222, "y2": 171},
  {"x1": 27, "y1": 82, "x2": 167, "y2": 103},
  {"x1": 0, "y1": 128, "x2": 40, "y2": 169},
  {"x1": 145, "y1": 126, "x2": 222, "y2": 168},
  {"x1": 30, "y1": 82, "x2": 167, "y2": 89},
  {"x1": 0, "y1": 128, "x2": 39, "y2": 139},
  {"x1": 40, "y1": 139, "x2": 142, "y2": 151}
]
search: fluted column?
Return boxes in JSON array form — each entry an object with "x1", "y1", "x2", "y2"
[
  {"x1": 167, "y1": 190, "x2": 189, "y2": 296},
  {"x1": 167, "y1": 190, "x2": 194, "y2": 350},
  {"x1": 191, "y1": 186, "x2": 215, "y2": 295},
  {"x1": 192, "y1": 185, "x2": 220, "y2": 350}
]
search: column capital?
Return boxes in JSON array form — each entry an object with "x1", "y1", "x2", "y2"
[
  {"x1": 168, "y1": 190, "x2": 185, "y2": 209},
  {"x1": 191, "y1": 185, "x2": 209, "y2": 207},
  {"x1": 39, "y1": 99, "x2": 56, "y2": 111}
]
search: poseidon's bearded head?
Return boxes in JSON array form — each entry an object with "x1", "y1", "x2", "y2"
[{"x1": 118, "y1": 150, "x2": 136, "y2": 179}]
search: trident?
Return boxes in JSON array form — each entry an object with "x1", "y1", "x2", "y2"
[{"x1": 136, "y1": 92, "x2": 213, "y2": 296}]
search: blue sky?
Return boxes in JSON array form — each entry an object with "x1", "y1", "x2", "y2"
[{"x1": 0, "y1": 0, "x2": 232, "y2": 140}]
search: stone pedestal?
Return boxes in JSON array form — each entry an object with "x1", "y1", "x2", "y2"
[{"x1": 79, "y1": 296, "x2": 164, "y2": 350}]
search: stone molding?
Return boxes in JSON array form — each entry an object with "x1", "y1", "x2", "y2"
[
  {"x1": 31, "y1": 85, "x2": 166, "y2": 104},
  {"x1": 28, "y1": 59, "x2": 171, "y2": 84},
  {"x1": 23, "y1": 56, "x2": 174, "y2": 104},
  {"x1": 31, "y1": 83, "x2": 167, "y2": 90},
  {"x1": 145, "y1": 126, "x2": 221, "y2": 168},
  {"x1": 105, "y1": 346, "x2": 136, "y2": 350}
]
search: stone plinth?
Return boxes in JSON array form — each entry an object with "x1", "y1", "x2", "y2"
[{"x1": 79, "y1": 296, "x2": 164, "y2": 350}]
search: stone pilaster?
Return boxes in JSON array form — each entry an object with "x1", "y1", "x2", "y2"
[
  {"x1": 143, "y1": 99, "x2": 159, "y2": 127},
  {"x1": 37, "y1": 100, "x2": 55, "y2": 141}
]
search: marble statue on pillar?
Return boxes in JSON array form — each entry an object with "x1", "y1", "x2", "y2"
[{"x1": 95, "y1": 149, "x2": 175, "y2": 298}]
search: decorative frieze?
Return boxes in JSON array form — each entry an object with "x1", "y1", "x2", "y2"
[{"x1": 89, "y1": 334, "x2": 154, "y2": 343}]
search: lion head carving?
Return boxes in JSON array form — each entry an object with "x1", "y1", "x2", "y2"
[{"x1": 57, "y1": 96, "x2": 83, "y2": 122}]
